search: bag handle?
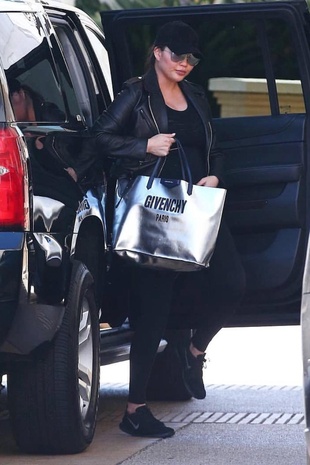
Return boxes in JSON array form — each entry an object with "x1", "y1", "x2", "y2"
[{"x1": 147, "y1": 138, "x2": 193, "y2": 195}]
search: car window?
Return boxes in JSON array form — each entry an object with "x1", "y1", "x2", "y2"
[
  {"x1": 266, "y1": 17, "x2": 305, "y2": 115},
  {"x1": 205, "y1": 17, "x2": 305, "y2": 117},
  {"x1": 83, "y1": 25, "x2": 113, "y2": 103},
  {"x1": 52, "y1": 20, "x2": 94, "y2": 126},
  {"x1": 51, "y1": 16, "x2": 112, "y2": 126},
  {"x1": 1, "y1": 11, "x2": 82, "y2": 125},
  {"x1": 119, "y1": 15, "x2": 305, "y2": 118}
]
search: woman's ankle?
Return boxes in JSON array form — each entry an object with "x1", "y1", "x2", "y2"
[
  {"x1": 127, "y1": 402, "x2": 146, "y2": 415},
  {"x1": 190, "y1": 342, "x2": 205, "y2": 358}
]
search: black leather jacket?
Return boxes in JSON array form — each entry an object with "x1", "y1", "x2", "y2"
[{"x1": 93, "y1": 67, "x2": 225, "y2": 183}]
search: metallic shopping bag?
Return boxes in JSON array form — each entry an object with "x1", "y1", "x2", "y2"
[{"x1": 112, "y1": 174, "x2": 226, "y2": 272}]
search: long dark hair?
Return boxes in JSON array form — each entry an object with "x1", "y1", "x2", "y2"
[{"x1": 144, "y1": 45, "x2": 165, "y2": 71}]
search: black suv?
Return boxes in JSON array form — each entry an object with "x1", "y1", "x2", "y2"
[
  {"x1": 0, "y1": 0, "x2": 112, "y2": 454},
  {"x1": 1, "y1": 0, "x2": 310, "y2": 459}
]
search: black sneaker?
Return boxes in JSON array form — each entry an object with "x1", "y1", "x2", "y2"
[
  {"x1": 178, "y1": 346, "x2": 207, "y2": 400},
  {"x1": 119, "y1": 405, "x2": 175, "y2": 438}
]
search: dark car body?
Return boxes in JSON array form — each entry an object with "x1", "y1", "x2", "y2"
[
  {"x1": 0, "y1": 0, "x2": 111, "y2": 454},
  {"x1": 1, "y1": 0, "x2": 310, "y2": 457}
]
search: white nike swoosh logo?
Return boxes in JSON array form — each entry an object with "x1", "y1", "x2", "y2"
[{"x1": 127, "y1": 417, "x2": 140, "y2": 430}]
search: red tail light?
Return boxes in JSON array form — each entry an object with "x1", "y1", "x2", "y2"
[{"x1": 0, "y1": 127, "x2": 27, "y2": 230}]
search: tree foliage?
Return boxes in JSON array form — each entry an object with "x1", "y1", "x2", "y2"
[
  {"x1": 75, "y1": 0, "x2": 276, "y2": 24},
  {"x1": 76, "y1": 0, "x2": 215, "y2": 24}
]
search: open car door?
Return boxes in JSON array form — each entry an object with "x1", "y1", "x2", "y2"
[{"x1": 101, "y1": 1, "x2": 310, "y2": 326}]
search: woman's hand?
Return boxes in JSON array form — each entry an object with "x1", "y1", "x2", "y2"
[
  {"x1": 65, "y1": 167, "x2": 78, "y2": 182},
  {"x1": 197, "y1": 175, "x2": 219, "y2": 187},
  {"x1": 34, "y1": 136, "x2": 45, "y2": 150},
  {"x1": 147, "y1": 133, "x2": 176, "y2": 157}
]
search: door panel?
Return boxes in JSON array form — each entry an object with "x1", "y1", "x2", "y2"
[
  {"x1": 101, "y1": 2, "x2": 310, "y2": 324},
  {"x1": 215, "y1": 114, "x2": 306, "y2": 296}
]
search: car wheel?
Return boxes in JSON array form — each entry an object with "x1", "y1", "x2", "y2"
[{"x1": 8, "y1": 260, "x2": 100, "y2": 454}]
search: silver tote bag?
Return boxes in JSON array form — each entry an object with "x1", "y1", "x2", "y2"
[{"x1": 112, "y1": 141, "x2": 226, "y2": 272}]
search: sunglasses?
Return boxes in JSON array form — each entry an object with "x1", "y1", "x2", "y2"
[{"x1": 164, "y1": 49, "x2": 200, "y2": 67}]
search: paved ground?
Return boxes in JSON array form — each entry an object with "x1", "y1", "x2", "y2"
[
  {"x1": 1, "y1": 381, "x2": 305, "y2": 465},
  {"x1": 0, "y1": 326, "x2": 306, "y2": 464}
]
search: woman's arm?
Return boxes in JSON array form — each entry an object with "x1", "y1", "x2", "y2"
[
  {"x1": 93, "y1": 83, "x2": 175, "y2": 161},
  {"x1": 92, "y1": 84, "x2": 149, "y2": 161}
]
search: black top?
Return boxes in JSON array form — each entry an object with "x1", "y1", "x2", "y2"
[{"x1": 161, "y1": 100, "x2": 207, "y2": 184}]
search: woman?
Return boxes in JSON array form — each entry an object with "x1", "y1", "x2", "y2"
[{"x1": 93, "y1": 21, "x2": 245, "y2": 438}]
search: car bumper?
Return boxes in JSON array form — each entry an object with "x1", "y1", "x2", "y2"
[{"x1": 0, "y1": 232, "x2": 65, "y2": 357}]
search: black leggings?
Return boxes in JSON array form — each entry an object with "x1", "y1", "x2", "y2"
[
  {"x1": 127, "y1": 219, "x2": 245, "y2": 404},
  {"x1": 128, "y1": 268, "x2": 177, "y2": 404},
  {"x1": 190, "y1": 219, "x2": 246, "y2": 351}
]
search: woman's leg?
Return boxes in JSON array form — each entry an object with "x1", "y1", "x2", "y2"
[
  {"x1": 119, "y1": 267, "x2": 177, "y2": 438},
  {"x1": 128, "y1": 267, "x2": 177, "y2": 404},
  {"x1": 176, "y1": 219, "x2": 246, "y2": 399},
  {"x1": 191, "y1": 219, "x2": 246, "y2": 352}
]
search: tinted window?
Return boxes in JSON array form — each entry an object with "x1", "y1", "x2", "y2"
[
  {"x1": 84, "y1": 25, "x2": 113, "y2": 104},
  {"x1": 121, "y1": 16, "x2": 305, "y2": 118},
  {"x1": 53, "y1": 21, "x2": 93, "y2": 126},
  {"x1": 201, "y1": 17, "x2": 305, "y2": 116},
  {"x1": 1, "y1": 12, "x2": 81, "y2": 125},
  {"x1": 52, "y1": 18, "x2": 112, "y2": 126}
]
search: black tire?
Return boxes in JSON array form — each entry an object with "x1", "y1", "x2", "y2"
[{"x1": 8, "y1": 260, "x2": 100, "y2": 454}]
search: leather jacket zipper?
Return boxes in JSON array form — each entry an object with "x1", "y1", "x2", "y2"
[
  {"x1": 147, "y1": 95, "x2": 160, "y2": 134},
  {"x1": 206, "y1": 121, "x2": 212, "y2": 176},
  {"x1": 147, "y1": 95, "x2": 166, "y2": 176},
  {"x1": 139, "y1": 108, "x2": 155, "y2": 132}
]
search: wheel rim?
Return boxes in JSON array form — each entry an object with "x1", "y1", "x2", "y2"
[{"x1": 78, "y1": 293, "x2": 93, "y2": 420}]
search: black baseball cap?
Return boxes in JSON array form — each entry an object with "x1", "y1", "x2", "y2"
[{"x1": 154, "y1": 21, "x2": 203, "y2": 59}]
